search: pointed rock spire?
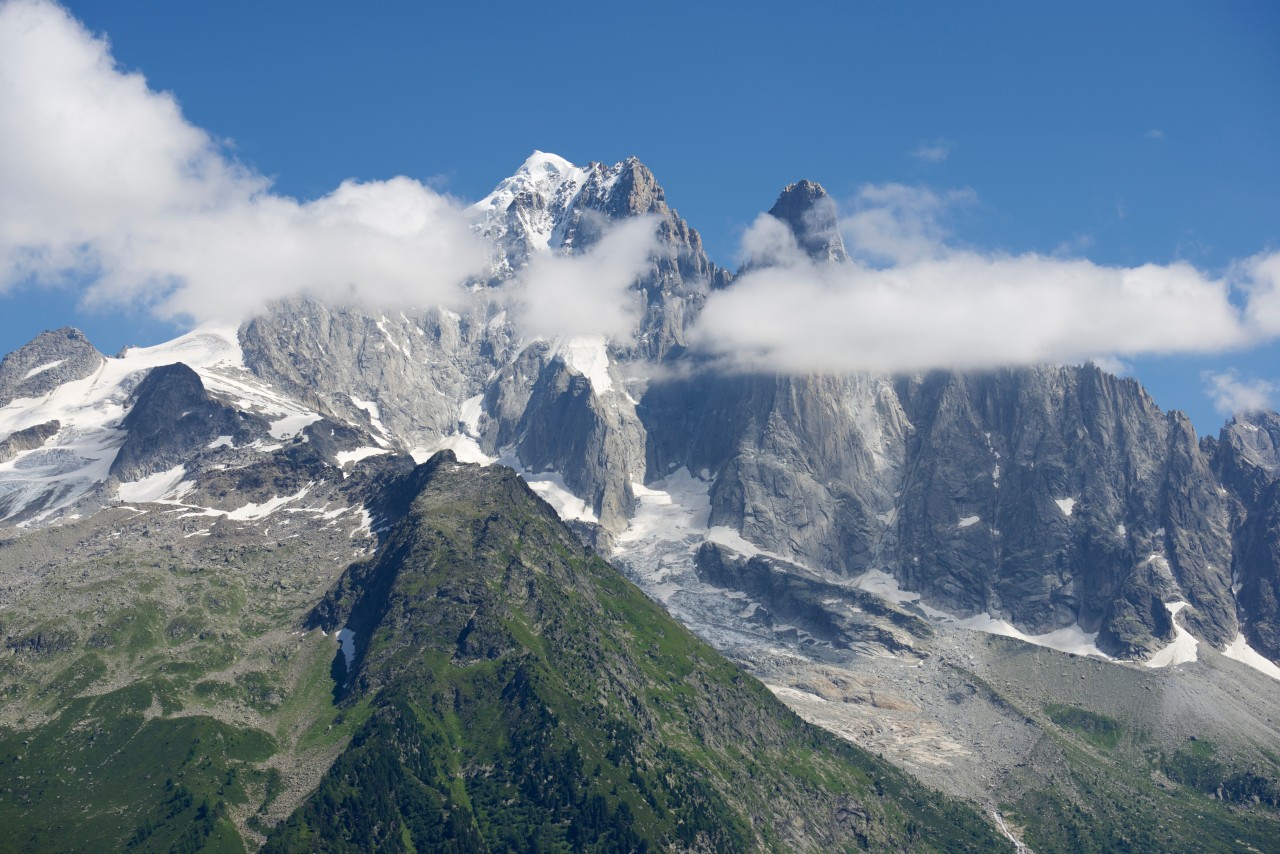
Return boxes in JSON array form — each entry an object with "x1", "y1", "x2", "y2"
[{"x1": 767, "y1": 179, "x2": 848, "y2": 263}]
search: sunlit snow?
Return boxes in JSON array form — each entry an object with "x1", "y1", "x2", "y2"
[
  {"x1": 116, "y1": 465, "x2": 188, "y2": 503},
  {"x1": 1220, "y1": 633, "x2": 1280, "y2": 681},
  {"x1": 0, "y1": 325, "x2": 323, "y2": 524},
  {"x1": 457, "y1": 394, "x2": 484, "y2": 436},
  {"x1": 335, "y1": 446, "x2": 389, "y2": 467},
  {"x1": 21, "y1": 359, "x2": 65, "y2": 380},
  {"x1": 1145, "y1": 601, "x2": 1199, "y2": 668},
  {"x1": 269, "y1": 412, "x2": 322, "y2": 439},
  {"x1": 551, "y1": 335, "x2": 613, "y2": 394}
]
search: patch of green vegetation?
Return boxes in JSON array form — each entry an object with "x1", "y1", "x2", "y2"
[
  {"x1": 1156, "y1": 738, "x2": 1280, "y2": 808},
  {"x1": 1005, "y1": 725, "x2": 1280, "y2": 852},
  {"x1": 0, "y1": 682, "x2": 273, "y2": 853},
  {"x1": 265, "y1": 463, "x2": 1009, "y2": 852},
  {"x1": 1045, "y1": 702, "x2": 1123, "y2": 751}
]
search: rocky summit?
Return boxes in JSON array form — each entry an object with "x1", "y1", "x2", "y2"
[{"x1": 2, "y1": 152, "x2": 1279, "y2": 851}]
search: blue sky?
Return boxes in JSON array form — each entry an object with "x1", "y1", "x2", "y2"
[{"x1": 2, "y1": 0, "x2": 1277, "y2": 434}]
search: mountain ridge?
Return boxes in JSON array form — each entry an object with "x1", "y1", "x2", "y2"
[
  {"x1": 3, "y1": 150, "x2": 1280, "y2": 850},
  {"x1": 263, "y1": 450, "x2": 1009, "y2": 852}
]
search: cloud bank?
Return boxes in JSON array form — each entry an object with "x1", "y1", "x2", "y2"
[
  {"x1": 690, "y1": 184, "x2": 1280, "y2": 375},
  {"x1": 1203, "y1": 370, "x2": 1276, "y2": 417},
  {"x1": 3, "y1": 0, "x2": 1279, "y2": 382},
  {"x1": 512, "y1": 215, "x2": 657, "y2": 339},
  {"x1": 0, "y1": 0, "x2": 487, "y2": 323}
]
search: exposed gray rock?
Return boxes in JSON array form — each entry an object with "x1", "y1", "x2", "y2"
[
  {"x1": 110, "y1": 363, "x2": 271, "y2": 482},
  {"x1": 239, "y1": 300, "x2": 513, "y2": 451},
  {"x1": 641, "y1": 180, "x2": 1245, "y2": 660},
  {"x1": 1213, "y1": 412, "x2": 1280, "y2": 659},
  {"x1": 695, "y1": 541, "x2": 928, "y2": 655},
  {"x1": 0, "y1": 327, "x2": 103, "y2": 407},
  {"x1": 767, "y1": 179, "x2": 848, "y2": 263},
  {"x1": 0, "y1": 420, "x2": 60, "y2": 463},
  {"x1": 1233, "y1": 480, "x2": 1280, "y2": 659},
  {"x1": 1213, "y1": 411, "x2": 1280, "y2": 505},
  {"x1": 524, "y1": 377, "x2": 641, "y2": 530},
  {"x1": 644, "y1": 372, "x2": 910, "y2": 575}
]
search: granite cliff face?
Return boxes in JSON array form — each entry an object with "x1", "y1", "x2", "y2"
[
  {"x1": 3, "y1": 151, "x2": 1277, "y2": 669},
  {"x1": 1213, "y1": 412, "x2": 1280, "y2": 660},
  {"x1": 224, "y1": 155, "x2": 1278, "y2": 663},
  {"x1": 636, "y1": 179, "x2": 1264, "y2": 661}
]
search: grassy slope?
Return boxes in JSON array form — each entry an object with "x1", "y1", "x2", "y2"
[
  {"x1": 0, "y1": 472, "x2": 377, "y2": 852},
  {"x1": 962, "y1": 638, "x2": 1280, "y2": 852},
  {"x1": 264, "y1": 456, "x2": 1009, "y2": 852}
]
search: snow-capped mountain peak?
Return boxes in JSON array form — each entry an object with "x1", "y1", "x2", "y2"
[
  {"x1": 469, "y1": 152, "x2": 666, "y2": 281},
  {"x1": 470, "y1": 151, "x2": 594, "y2": 277}
]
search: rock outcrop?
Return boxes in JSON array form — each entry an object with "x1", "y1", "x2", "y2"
[
  {"x1": 110, "y1": 363, "x2": 271, "y2": 482},
  {"x1": 0, "y1": 327, "x2": 103, "y2": 407}
]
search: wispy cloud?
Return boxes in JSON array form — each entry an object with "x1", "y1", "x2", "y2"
[
  {"x1": 840, "y1": 183, "x2": 975, "y2": 266},
  {"x1": 511, "y1": 215, "x2": 658, "y2": 338},
  {"x1": 1203, "y1": 369, "x2": 1275, "y2": 416},
  {"x1": 1145, "y1": 129, "x2": 1165, "y2": 140},
  {"x1": 910, "y1": 139, "x2": 953, "y2": 163}
]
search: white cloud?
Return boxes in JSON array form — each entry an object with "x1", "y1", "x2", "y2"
[
  {"x1": 690, "y1": 181, "x2": 1280, "y2": 375},
  {"x1": 1145, "y1": 129, "x2": 1165, "y2": 140},
  {"x1": 0, "y1": 0, "x2": 488, "y2": 324},
  {"x1": 1203, "y1": 370, "x2": 1275, "y2": 416},
  {"x1": 910, "y1": 139, "x2": 953, "y2": 163},
  {"x1": 738, "y1": 212, "x2": 806, "y2": 268},
  {"x1": 690, "y1": 252, "x2": 1274, "y2": 374},
  {"x1": 840, "y1": 183, "x2": 975, "y2": 266},
  {"x1": 1241, "y1": 251, "x2": 1280, "y2": 337},
  {"x1": 510, "y1": 215, "x2": 658, "y2": 339}
]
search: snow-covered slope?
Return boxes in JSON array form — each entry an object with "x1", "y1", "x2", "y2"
[{"x1": 0, "y1": 326, "x2": 322, "y2": 525}]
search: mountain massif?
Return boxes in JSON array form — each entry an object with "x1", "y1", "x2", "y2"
[{"x1": 1, "y1": 151, "x2": 1279, "y2": 851}]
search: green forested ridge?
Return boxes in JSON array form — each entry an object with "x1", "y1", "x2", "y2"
[
  {"x1": 6, "y1": 450, "x2": 1276, "y2": 851},
  {"x1": 263, "y1": 453, "x2": 1008, "y2": 852}
]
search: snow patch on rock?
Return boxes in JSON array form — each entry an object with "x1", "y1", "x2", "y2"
[
  {"x1": 22, "y1": 360, "x2": 65, "y2": 381},
  {"x1": 1145, "y1": 601, "x2": 1199, "y2": 668},
  {"x1": 117, "y1": 465, "x2": 188, "y2": 503},
  {"x1": 617, "y1": 468, "x2": 711, "y2": 546},
  {"x1": 1221, "y1": 633, "x2": 1280, "y2": 681},
  {"x1": 269, "y1": 412, "x2": 323, "y2": 440},
  {"x1": 551, "y1": 335, "x2": 613, "y2": 394},
  {"x1": 335, "y1": 447, "x2": 389, "y2": 467},
  {"x1": 457, "y1": 395, "x2": 484, "y2": 437}
]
